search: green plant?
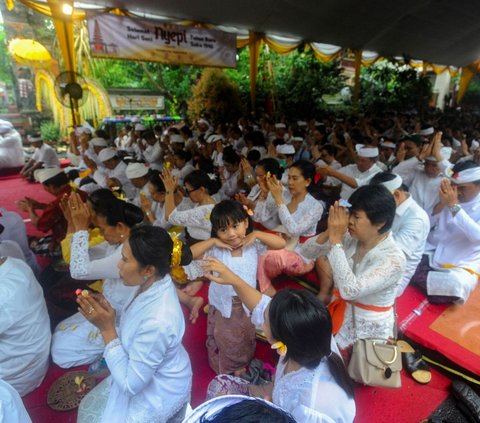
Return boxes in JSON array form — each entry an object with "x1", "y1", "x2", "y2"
[
  {"x1": 40, "y1": 121, "x2": 61, "y2": 142},
  {"x1": 360, "y1": 60, "x2": 432, "y2": 113},
  {"x1": 188, "y1": 68, "x2": 244, "y2": 125}
]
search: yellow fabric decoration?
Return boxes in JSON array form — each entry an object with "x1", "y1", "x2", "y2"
[
  {"x1": 87, "y1": 280, "x2": 104, "y2": 293},
  {"x1": 440, "y1": 263, "x2": 480, "y2": 279},
  {"x1": 271, "y1": 341, "x2": 287, "y2": 357},
  {"x1": 169, "y1": 232, "x2": 188, "y2": 285},
  {"x1": 61, "y1": 228, "x2": 104, "y2": 263}
]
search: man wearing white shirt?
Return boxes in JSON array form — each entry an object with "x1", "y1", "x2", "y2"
[
  {"x1": 393, "y1": 133, "x2": 452, "y2": 218},
  {"x1": 317, "y1": 145, "x2": 382, "y2": 199},
  {"x1": 412, "y1": 161, "x2": 480, "y2": 303},
  {"x1": 0, "y1": 120, "x2": 24, "y2": 169},
  {"x1": 140, "y1": 130, "x2": 163, "y2": 170},
  {"x1": 370, "y1": 172, "x2": 430, "y2": 297},
  {"x1": 20, "y1": 134, "x2": 60, "y2": 180},
  {"x1": 125, "y1": 162, "x2": 152, "y2": 206},
  {"x1": 92, "y1": 147, "x2": 135, "y2": 198}
]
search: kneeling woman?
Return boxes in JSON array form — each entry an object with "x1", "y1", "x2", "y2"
[
  {"x1": 77, "y1": 225, "x2": 193, "y2": 423},
  {"x1": 202, "y1": 258, "x2": 355, "y2": 423}
]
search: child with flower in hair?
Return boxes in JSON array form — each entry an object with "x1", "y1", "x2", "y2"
[
  {"x1": 190, "y1": 200, "x2": 285, "y2": 375},
  {"x1": 202, "y1": 259, "x2": 356, "y2": 423}
]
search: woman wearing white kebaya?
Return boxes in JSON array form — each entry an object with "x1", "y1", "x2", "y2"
[
  {"x1": 77, "y1": 225, "x2": 192, "y2": 423},
  {"x1": 51, "y1": 190, "x2": 144, "y2": 368}
]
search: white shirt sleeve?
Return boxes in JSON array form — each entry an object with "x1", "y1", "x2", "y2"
[{"x1": 278, "y1": 199, "x2": 324, "y2": 237}]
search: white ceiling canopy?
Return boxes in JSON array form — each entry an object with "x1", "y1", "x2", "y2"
[{"x1": 77, "y1": 0, "x2": 480, "y2": 67}]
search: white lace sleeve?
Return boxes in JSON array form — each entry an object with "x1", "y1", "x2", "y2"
[
  {"x1": 327, "y1": 246, "x2": 404, "y2": 301},
  {"x1": 250, "y1": 295, "x2": 272, "y2": 329},
  {"x1": 299, "y1": 237, "x2": 330, "y2": 260},
  {"x1": 278, "y1": 199, "x2": 324, "y2": 236},
  {"x1": 103, "y1": 321, "x2": 174, "y2": 396},
  {"x1": 168, "y1": 205, "x2": 212, "y2": 227},
  {"x1": 253, "y1": 193, "x2": 278, "y2": 223},
  {"x1": 70, "y1": 230, "x2": 120, "y2": 280}
]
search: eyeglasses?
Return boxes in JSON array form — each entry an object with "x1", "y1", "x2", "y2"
[{"x1": 184, "y1": 186, "x2": 199, "y2": 195}]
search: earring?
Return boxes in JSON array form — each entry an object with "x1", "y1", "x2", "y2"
[
  {"x1": 120, "y1": 234, "x2": 124, "y2": 239},
  {"x1": 143, "y1": 276, "x2": 148, "y2": 282}
]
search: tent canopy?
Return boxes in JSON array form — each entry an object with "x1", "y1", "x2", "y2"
[{"x1": 76, "y1": 0, "x2": 480, "y2": 67}]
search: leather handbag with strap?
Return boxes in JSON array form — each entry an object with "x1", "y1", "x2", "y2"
[{"x1": 347, "y1": 304, "x2": 402, "y2": 388}]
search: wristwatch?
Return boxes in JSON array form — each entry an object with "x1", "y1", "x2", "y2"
[{"x1": 449, "y1": 204, "x2": 462, "y2": 216}]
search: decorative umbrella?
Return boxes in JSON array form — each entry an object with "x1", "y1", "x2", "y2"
[{"x1": 8, "y1": 38, "x2": 53, "y2": 69}]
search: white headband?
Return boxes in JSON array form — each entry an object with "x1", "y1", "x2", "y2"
[
  {"x1": 380, "y1": 141, "x2": 396, "y2": 149},
  {"x1": 356, "y1": 144, "x2": 379, "y2": 158},
  {"x1": 419, "y1": 127, "x2": 434, "y2": 136},
  {"x1": 381, "y1": 174, "x2": 403, "y2": 192},
  {"x1": 450, "y1": 167, "x2": 480, "y2": 184}
]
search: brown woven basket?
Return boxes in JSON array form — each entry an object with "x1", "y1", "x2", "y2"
[{"x1": 47, "y1": 371, "x2": 96, "y2": 411}]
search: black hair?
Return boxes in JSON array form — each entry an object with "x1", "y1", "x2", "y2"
[
  {"x1": 251, "y1": 130, "x2": 267, "y2": 147},
  {"x1": 174, "y1": 150, "x2": 191, "y2": 162},
  {"x1": 289, "y1": 160, "x2": 316, "y2": 195},
  {"x1": 43, "y1": 171, "x2": 69, "y2": 187},
  {"x1": 66, "y1": 169, "x2": 79, "y2": 181},
  {"x1": 184, "y1": 169, "x2": 219, "y2": 195},
  {"x1": 257, "y1": 157, "x2": 283, "y2": 180},
  {"x1": 200, "y1": 398, "x2": 296, "y2": 423},
  {"x1": 246, "y1": 149, "x2": 261, "y2": 162},
  {"x1": 148, "y1": 170, "x2": 165, "y2": 193},
  {"x1": 180, "y1": 126, "x2": 193, "y2": 138},
  {"x1": 210, "y1": 200, "x2": 253, "y2": 237},
  {"x1": 94, "y1": 129, "x2": 109, "y2": 140},
  {"x1": 369, "y1": 172, "x2": 407, "y2": 192},
  {"x1": 348, "y1": 185, "x2": 396, "y2": 234},
  {"x1": 222, "y1": 146, "x2": 241, "y2": 166},
  {"x1": 89, "y1": 192, "x2": 144, "y2": 228},
  {"x1": 142, "y1": 130, "x2": 156, "y2": 140},
  {"x1": 269, "y1": 289, "x2": 354, "y2": 398},
  {"x1": 320, "y1": 144, "x2": 337, "y2": 157},
  {"x1": 128, "y1": 224, "x2": 192, "y2": 278}
]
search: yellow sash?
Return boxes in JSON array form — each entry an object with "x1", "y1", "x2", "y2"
[{"x1": 440, "y1": 264, "x2": 480, "y2": 279}]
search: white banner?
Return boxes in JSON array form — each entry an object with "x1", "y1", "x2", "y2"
[
  {"x1": 87, "y1": 14, "x2": 236, "y2": 68},
  {"x1": 109, "y1": 94, "x2": 164, "y2": 110}
]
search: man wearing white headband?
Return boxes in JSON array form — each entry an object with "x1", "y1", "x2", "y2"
[
  {"x1": 20, "y1": 134, "x2": 60, "y2": 181},
  {"x1": 0, "y1": 120, "x2": 24, "y2": 170},
  {"x1": 292, "y1": 136, "x2": 311, "y2": 161},
  {"x1": 125, "y1": 162, "x2": 152, "y2": 206},
  {"x1": 136, "y1": 130, "x2": 163, "y2": 171},
  {"x1": 317, "y1": 144, "x2": 382, "y2": 199},
  {"x1": 90, "y1": 147, "x2": 136, "y2": 198},
  {"x1": 411, "y1": 161, "x2": 480, "y2": 304},
  {"x1": 369, "y1": 172, "x2": 430, "y2": 296},
  {"x1": 393, "y1": 132, "x2": 452, "y2": 218}
]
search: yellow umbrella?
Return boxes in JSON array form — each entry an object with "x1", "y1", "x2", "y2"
[{"x1": 8, "y1": 38, "x2": 53, "y2": 69}]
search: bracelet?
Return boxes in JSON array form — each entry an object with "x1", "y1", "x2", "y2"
[
  {"x1": 165, "y1": 191, "x2": 173, "y2": 195},
  {"x1": 332, "y1": 243, "x2": 343, "y2": 249}
]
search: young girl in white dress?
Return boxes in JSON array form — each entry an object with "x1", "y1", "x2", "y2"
[
  {"x1": 201, "y1": 258, "x2": 356, "y2": 423},
  {"x1": 77, "y1": 225, "x2": 192, "y2": 423},
  {"x1": 51, "y1": 191, "x2": 144, "y2": 368},
  {"x1": 190, "y1": 200, "x2": 285, "y2": 374}
]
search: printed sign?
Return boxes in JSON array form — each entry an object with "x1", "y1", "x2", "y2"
[
  {"x1": 87, "y1": 14, "x2": 236, "y2": 68},
  {"x1": 109, "y1": 95, "x2": 164, "y2": 110}
]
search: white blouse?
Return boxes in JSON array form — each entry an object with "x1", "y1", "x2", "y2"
[
  {"x1": 168, "y1": 204, "x2": 215, "y2": 241},
  {"x1": 250, "y1": 296, "x2": 356, "y2": 423},
  {"x1": 207, "y1": 241, "x2": 267, "y2": 318},
  {"x1": 70, "y1": 230, "x2": 135, "y2": 311},
  {"x1": 97, "y1": 276, "x2": 192, "y2": 423},
  {"x1": 301, "y1": 234, "x2": 405, "y2": 349}
]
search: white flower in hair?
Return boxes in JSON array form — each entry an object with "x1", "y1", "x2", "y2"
[{"x1": 207, "y1": 173, "x2": 217, "y2": 180}]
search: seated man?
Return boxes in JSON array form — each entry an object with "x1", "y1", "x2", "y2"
[
  {"x1": 0, "y1": 256, "x2": 51, "y2": 396},
  {"x1": 393, "y1": 132, "x2": 452, "y2": 218},
  {"x1": 125, "y1": 162, "x2": 152, "y2": 206},
  {"x1": 317, "y1": 144, "x2": 382, "y2": 199},
  {"x1": 20, "y1": 134, "x2": 60, "y2": 180},
  {"x1": 0, "y1": 120, "x2": 24, "y2": 170},
  {"x1": 369, "y1": 172, "x2": 430, "y2": 297},
  {"x1": 412, "y1": 161, "x2": 480, "y2": 303},
  {"x1": 90, "y1": 147, "x2": 135, "y2": 198}
]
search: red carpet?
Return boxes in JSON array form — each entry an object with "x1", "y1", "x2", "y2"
[{"x1": 1, "y1": 174, "x2": 454, "y2": 422}]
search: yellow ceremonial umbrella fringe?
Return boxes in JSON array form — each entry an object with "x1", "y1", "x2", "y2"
[
  {"x1": 8, "y1": 38, "x2": 53, "y2": 69},
  {"x1": 35, "y1": 69, "x2": 113, "y2": 134}
]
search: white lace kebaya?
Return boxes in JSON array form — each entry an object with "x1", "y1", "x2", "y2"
[{"x1": 300, "y1": 233, "x2": 405, "y2": 349}]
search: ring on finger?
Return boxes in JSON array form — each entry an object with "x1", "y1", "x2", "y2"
[{"x1": 88, "y1": 306, "x2": 94, "y2": 314}]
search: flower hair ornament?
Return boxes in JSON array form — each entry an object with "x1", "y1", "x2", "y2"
[
  {"x1": 243, "y1": 204, "x2": 254, "y2": 217},
  {"x1": 271, "y1": 341, "x2": 287, "y2": 357},
  {"x1": 207, "y1": 173, "x2": 217, "y2": 181},
  {"x1": 169, "y1": 232, "x2": 188, "y2": 285}
]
